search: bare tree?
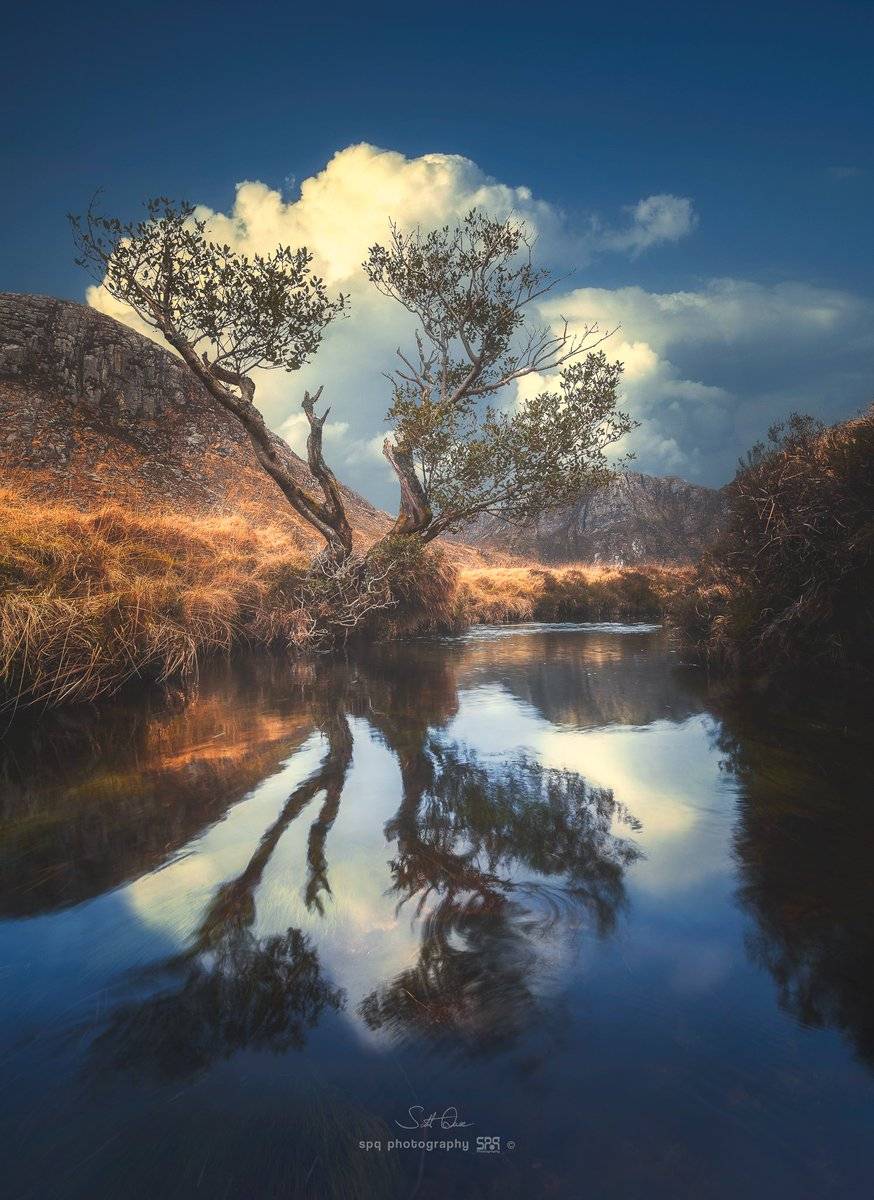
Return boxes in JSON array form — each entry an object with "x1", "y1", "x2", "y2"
[
  {"x1": 364, "y1": 209, "x2": 635, "y2": 543},
  {"x1": 70, "y1": 198, "x2": 353, "y2": 556}
]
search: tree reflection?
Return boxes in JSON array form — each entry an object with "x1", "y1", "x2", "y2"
[
  {"x1": 66, "y1": 643, "x2": 644, "y2": 1075},
  {"x1": 303, "y1": 708, "x2": 353, "y2": 914},
  {"x1": 91, "y1": 927, "x2": 343, "y2": 1080},
  {"x1": 89, "y1": 695, "x2": 353, "y2": 1080},
  {"x1": 358, "y1": 712, "x2": 640, "y2": 1052},
  {"x1": 723, "y1": 701, "x2": 874, "y2": 1069}
]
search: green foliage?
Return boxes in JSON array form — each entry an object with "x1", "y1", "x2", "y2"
[
  {"x1": 70, "y1": 197, "x2": 345, "y2": 379},
  {"x1": 366, "y1": 209, "x2": 554, "y2": 396},
  {"x1": 364, "y1": 209, "x2": 635, "y2": 538},
  {"x1": 422, "y1": 352, "x2": 631, "y2": 527}
]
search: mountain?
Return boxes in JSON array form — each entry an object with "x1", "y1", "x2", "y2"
[
  {"x1": 0, "y1": 292, "x2": 393, "y2": 552},
  {"x1": 464, "y1": 471, "x2": 727, "y2": 564}
]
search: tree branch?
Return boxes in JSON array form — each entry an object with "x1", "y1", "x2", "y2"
[
  {"x1": 302, "y1": 387, "x2": 353, "y2": 548},
  {"x1": 167, "y1": 330, "x2": 352, "y2": 555}
]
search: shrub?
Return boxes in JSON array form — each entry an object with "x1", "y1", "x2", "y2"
[{"x1": 673, "y1": 407, "x2": 874, "y2": 680}]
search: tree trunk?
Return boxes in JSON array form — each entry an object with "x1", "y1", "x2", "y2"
[
  {"x1": 164, "y1": 330, "x2": 353, "y2": 558},
  {"x1": 382, "y1": 439, "x2": 432, "y2": 537},
  {"x1": 302, "y1": 389, "x2": 353, "y2": 554}
]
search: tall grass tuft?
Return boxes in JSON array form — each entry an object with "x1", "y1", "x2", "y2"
[
  {"x1": 0, "y1": 488, "x2": 309, "y2": 709},
  {"x1": 362, "y1": 535, "x2": 460, "y2": 636}
]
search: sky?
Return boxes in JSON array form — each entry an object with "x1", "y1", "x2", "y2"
[{"x1": 2, "y1": 0, "x2": 872, "y2": 505}]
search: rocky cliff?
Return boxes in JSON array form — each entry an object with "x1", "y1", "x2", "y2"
[
  {"x1": 465, "y1": 471, "x2": 727, "y2": 564},
  {"x1": 0, "y1": 292, "x2": 392, "y2": 551}
]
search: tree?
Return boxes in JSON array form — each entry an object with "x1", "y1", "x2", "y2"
[
  {"x1": 364, "y1": 209, "x2": 635, "y2": 542},
  {"x1": 70, "y1": 198, "x2": 352, "y2": 555},
  {"x1": 71, "y1": 199, "x2": 636, "y2": 580}
]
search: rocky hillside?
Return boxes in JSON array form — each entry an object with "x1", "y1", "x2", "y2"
[
  {"x1": 0, "y1": 293, "x2": 722, "y2": 567},
  {"x1": 465, "y1": 471, "x2": 727, "y2": 564},
  {"x1": 0, "y1": 292, "x2": 394, "y2": 553}
]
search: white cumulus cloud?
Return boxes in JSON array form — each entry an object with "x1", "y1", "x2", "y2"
[
  {"x1": 596, "y1": 194, "x2": 698, "y2": 256},
  {"x1": 87, "y1": 142, "x2": 870, "y2": 503},
  {"x1": 537, "y1": 279, "x2": 873, "y2": 479}
]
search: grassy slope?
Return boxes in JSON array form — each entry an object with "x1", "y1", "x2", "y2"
[{"x1": 0, "y1": 488, "x2": 310, "y2": 707}]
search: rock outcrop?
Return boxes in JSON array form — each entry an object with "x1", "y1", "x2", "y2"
[
  {"x1": 0, "y1": 292, "x2": 391, "y2": 550},
  {"x1": 465, "y1": 471, "x2": 727, "y2": 564}
]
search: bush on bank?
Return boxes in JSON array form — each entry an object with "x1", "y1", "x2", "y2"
[
  {"x1": 672, "y1": 407, "x2": 874, "y2": 682},
  {"x1": 457, "y1": 563, "x2": 689, "y2": 625}
]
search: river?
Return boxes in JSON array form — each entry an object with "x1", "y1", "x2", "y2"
[{"x1": 1, "y1": 624, "x2": 873, "y2": 1199}]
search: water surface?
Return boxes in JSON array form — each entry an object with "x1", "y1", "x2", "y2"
[{"x1": 1, "y1": 626, "x2": 873, "y2": 1199}]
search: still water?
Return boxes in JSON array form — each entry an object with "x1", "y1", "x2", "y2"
[{"x1": 1, "y1": 625, "x2": 873, "y2": 1199}]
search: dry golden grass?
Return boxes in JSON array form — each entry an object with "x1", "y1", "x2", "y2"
[
  {"x1": 457, "y1": 562, "x2": 690, "y2": 625},
  {"x1": 0, "y1": 486, "x2": 688, "y2": 712},
  {"x1": 0, "y1": 487, "x2": 309, "y2": 709}
]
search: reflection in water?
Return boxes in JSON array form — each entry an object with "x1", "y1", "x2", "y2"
[
  {"x1": 92, "y1": 928, "x2": 343, "y2": 1081},
  {"x1": 336, "y1": 642, "x2": 641, "y2": 1051},
  {"x1": 85, "y1": 647, "x2": 639, "y2": 1073},
  {"x1": 0, "y1": 660, "x2": 318, "y2": 915},
  {"x1": 2, "y1": 627, "x2": 874, "y2": 1200},
  {"x1": 451, "y1": 625, "x2": 706, "y2": 729},
  {"x1": 2, "y1": 635, "x2": 645, "y2": 1075},
  {"x1": 362, "y1": 745, "x2": 639, "y2": 1052},
  {"x1": 90, "y1": 704, "x2": 353, "y2": 1078},
  {"x1": 724, "y1": 701, "x2": 874, "y2": 1067}
]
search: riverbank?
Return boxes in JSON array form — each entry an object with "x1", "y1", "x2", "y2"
[
  {"x1": 0, "y1": 489, "x2": 687, "y2": 711},
  {"x1": 0, "y1": 488, "x2": 311, "y2": 708},
  {"x1": 458, "y1": 563, "x2": 689, "y2": 625}
]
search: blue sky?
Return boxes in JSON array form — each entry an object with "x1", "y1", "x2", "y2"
[{"x1": 2, "y1": 0, "x2": 872, "y2": 499}]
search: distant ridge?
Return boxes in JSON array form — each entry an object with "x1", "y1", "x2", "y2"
[{"x1": 464, "y1": 470, "x2": 727, "y2": 564}]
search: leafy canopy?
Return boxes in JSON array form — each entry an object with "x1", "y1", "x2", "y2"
[
  {"x1": 70, "y1": 197, "x2": 345, "y2": 380},
  {"x1": 364, "y1": 209, "x2": 635, "y2": 534}
]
